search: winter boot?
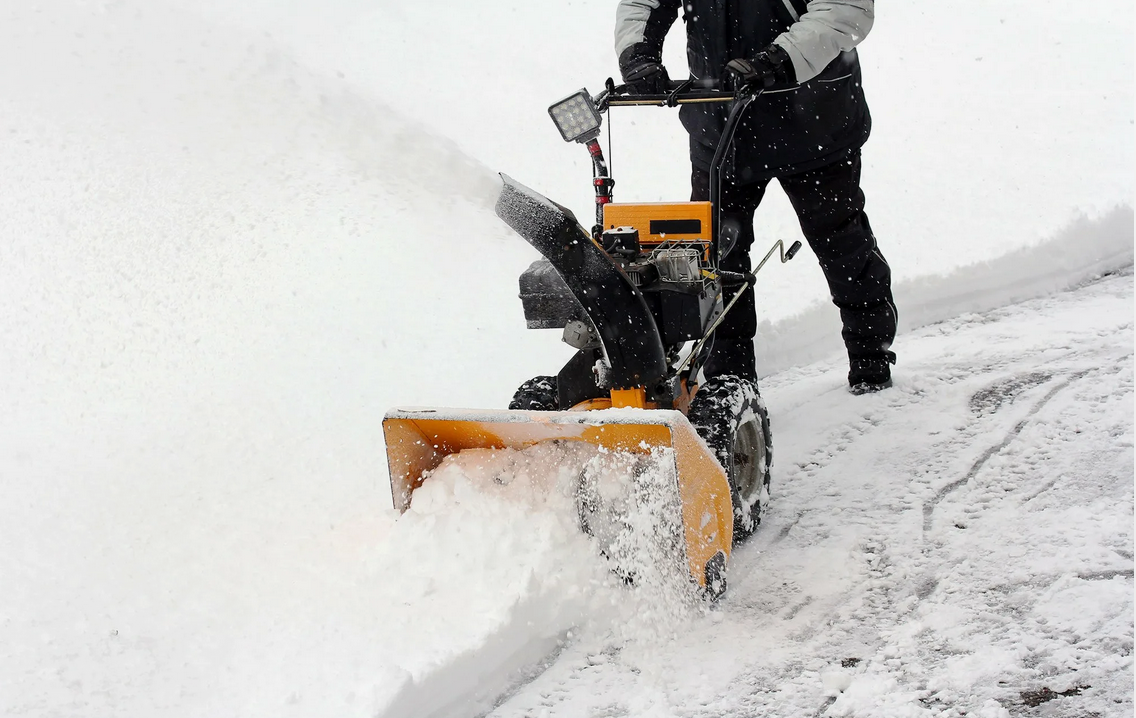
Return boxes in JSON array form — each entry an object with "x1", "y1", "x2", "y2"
[{"x1": 848, "y1": 351, "x2": 896, "y2": 395}]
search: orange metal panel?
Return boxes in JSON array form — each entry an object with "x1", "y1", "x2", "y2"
[
  {"x1": 603, "y1": 201, "x2": 713, "y2": 244},
  {"x1": 610, "y1": 387, "x2": 649, "y2": 409},
  {"x1": 670, "y1": 419, "x2": 734, "y2": 584},
  {"x1": 381, "y1": 407, "x2": 733, "y2": 589},
  {"x1": 568, "y1": 397, "x2": 613, "y2": 411}
]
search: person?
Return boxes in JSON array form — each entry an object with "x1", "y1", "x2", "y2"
[{"x1": 615, "y1": 0, "x2": 897, "y2": 394}]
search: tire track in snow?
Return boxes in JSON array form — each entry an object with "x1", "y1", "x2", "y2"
[
  {"x1": 739, "y1": 365, "x2": 1063, "y2": 647},
  {"x1": 882, "y1": 350, "x2": 1133, "y2": 716},
  {"x1": 1076, "y1": 568, "x2": 1134, "y2": 582},
  {"x1": 717, "y1": 366, "x2": 1065, "y2": 697},
  {"x1": 731, "y1": 358, "x2": 1126, "y2": 712},
  {"x1": 921, "y1": 366, "x2": 1107, "y2": 534}
]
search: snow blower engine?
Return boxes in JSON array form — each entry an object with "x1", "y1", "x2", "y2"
[{"x1": 383, "y1": 80, "x2": 800, "y2": 599}]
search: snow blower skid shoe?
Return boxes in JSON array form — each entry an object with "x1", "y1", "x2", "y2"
[{"x1": 382, "y1": 81, "x2": 800, "y2": 599}]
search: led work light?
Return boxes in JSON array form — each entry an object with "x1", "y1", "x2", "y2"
[{"x1": 548, "y1": 89, "x2": 602, "y2": 143}]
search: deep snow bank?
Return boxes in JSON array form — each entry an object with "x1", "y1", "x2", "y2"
[
  {"x1": 755, "y1": 207, "x2": 1134, "y2": 376},
  {"x1": 0, "y1": 3, "x2": 552, "y2": 716}
]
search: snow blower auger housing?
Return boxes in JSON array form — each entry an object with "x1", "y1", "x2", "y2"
[{"x1": 383, "y1": 80, "x2": 800, "y2": 599}]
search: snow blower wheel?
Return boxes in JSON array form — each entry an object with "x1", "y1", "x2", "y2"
[
  {"x1": 688, "y1": 375, "x2": 772, "y2": 542},
  {"x1": 508, "y1": 375, "x2": 559, "y2": 411}
]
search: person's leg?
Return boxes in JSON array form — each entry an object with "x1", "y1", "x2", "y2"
[
  {"x1": 778, "y1": 152, "x2": 897, "y2": 389},
  {"x1": 691, "y1": 166, "x2": 769, "y2": 381}
]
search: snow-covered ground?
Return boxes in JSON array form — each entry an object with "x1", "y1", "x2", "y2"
[
  {"x1": 487, "y1": 267, "x2": 1134, "y2": 718},
  {"x1": 0, "y1": 1, "x2": 1132, "y2": 717}
]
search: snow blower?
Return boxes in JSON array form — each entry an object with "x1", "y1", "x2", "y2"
[{"x1": 383, "y1": 81, "x2": 799, "y2": 598}]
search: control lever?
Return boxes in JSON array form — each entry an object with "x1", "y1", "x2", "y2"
[
  {"x1": 717, "y1": 239, "x2": 802, "y2": 285},
  {"x1": 676, "y1": 239, "x2": 802, "y2": 376}
]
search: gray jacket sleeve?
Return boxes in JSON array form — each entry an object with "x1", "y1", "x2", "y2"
[
  {"x1": 772, "y1": 0, "x2": 874, "y2": 83},
  {"x1": 615, "y1": 0, "x2": 681, "y2": 57}
]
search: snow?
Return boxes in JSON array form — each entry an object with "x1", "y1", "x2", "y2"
[
  {"x1": 757, "y1": 207, "x2": 1134, "y2": 375},
  {"x1": 487, "y1": 269, "x2": 1132, "y2": 718},
  {"x1": 369, "y1": 443, "x2": 609, "y2": 718},
  {"x1": 376, "y1": 442, "x2": 704, "y2": 717},
  {"x1": 0, "y1": 1, "x2": 1132, "y2": 717},
  {"x1": 386, "y1": 405, "x2": 690, "y2": 427}
]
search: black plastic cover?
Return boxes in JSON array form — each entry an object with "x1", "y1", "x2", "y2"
[
  {"x1": 518, "y1": 259, "x2": 583, "y2": 329},
  {"x1": 496, "y1": 175, "x2": 668, "y2": 392}
]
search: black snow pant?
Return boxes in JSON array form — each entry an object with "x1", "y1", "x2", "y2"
[{"x1": 693, "y1": 150, "x2": 897, "y2": 381}]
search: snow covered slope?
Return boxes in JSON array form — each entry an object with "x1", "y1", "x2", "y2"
[{"x1": 0, "y1": 1, "x2": 1131, "y2": 717}]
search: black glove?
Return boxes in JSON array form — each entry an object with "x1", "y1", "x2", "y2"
[
  {"x1": 619, "y1": 42, "x2": 671, "y2": 95},
  {"x1": 725, "y1": 44, "x2": 796, "y2": 91}
]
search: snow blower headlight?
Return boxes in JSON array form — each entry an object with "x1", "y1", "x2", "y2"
[{"x1": 549, "y1": 89, "x2": 602, "y2": 143}]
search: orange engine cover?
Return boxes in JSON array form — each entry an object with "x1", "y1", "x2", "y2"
[{"x1": 602, "y1": 201, "x2": 713, "y2": 246}]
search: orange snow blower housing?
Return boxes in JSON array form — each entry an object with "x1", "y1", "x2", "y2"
[
  {"x1": 383, "y1": 82, "x2": 798, "y2": 598},
  {"x1": 383, "y1": 406, "x2": 734, "y2": 595}
]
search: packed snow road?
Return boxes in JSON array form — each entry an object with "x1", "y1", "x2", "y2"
[{"x1": 479, "y1": 270, "x2": 1133, "y2": 718}]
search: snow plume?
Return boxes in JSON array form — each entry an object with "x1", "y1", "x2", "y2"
[
  {"x1": 372, "y1": 441, "x2": 706, "y2": 717},
  {"x1": 290, "y1": 75, "x2": 503, "y2": 210},
  {"x1": 0, "y1": 1, "x2": 500, "y2": 211}
]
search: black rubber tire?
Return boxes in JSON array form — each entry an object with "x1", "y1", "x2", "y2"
[
  {"x1": 688, "y1": 375, "x2": 773, "y2": 543},
  {"x1": 508, "y1": 375, "x2": 559, "y2": 411}
]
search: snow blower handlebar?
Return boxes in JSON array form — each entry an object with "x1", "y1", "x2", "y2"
[
  {"x1": 556, "y1": 79, "x2": 765, "y2": 261},
  {"x1": 549, "y1": 81, "x2": 754, "y2": 241},
  {"x1": 594, "y1": 78, "x2": 738, "y2": 109}
]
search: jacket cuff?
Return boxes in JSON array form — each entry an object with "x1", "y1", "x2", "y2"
[
  {"x1": 772, "y1": 38, "x2": 817, "y2": 83},
  {"x1": 619, "y1": 42, "x2": 663, "y2": 72}
]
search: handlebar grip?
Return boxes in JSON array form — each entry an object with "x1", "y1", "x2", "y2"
[{"x1": 717, "y1": 270, "x2": 756, "y2": 286}]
